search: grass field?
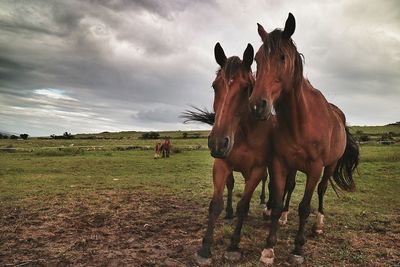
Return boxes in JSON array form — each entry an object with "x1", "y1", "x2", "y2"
[{"x1": 1, "y1": 129, "x2": 399, "y2": 266}]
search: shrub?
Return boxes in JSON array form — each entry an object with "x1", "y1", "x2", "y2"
[
  {"x1": 379, "y1": 133, "x2": 394, "y2": 141},
  {"x1": 359, "y1": 134, "x2": 370, "y2": 142},
  {"x1": 354, "y1": 130, "x2": 369, "y2": 142},
  {"x1": 141, "y1": 132, "x2": 160, "y2": 139},
  {"x1": 63, "y1": 132, "x2": 74, "y2": 139},
  {"x1": 20, "y1": 134, "x2": 29, "y2": 140},
  {"x1": 172, "y1": 147, "x2": 182, "y2": 154}
]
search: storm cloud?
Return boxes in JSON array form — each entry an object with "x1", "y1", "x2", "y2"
[{"x1": 0, "y1": 0, "x2": 399, "y2": 136}]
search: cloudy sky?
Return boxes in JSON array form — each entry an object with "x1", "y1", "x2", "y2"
[{"x1": 0, "y1": 0, "x2": 399, "y2": 136}]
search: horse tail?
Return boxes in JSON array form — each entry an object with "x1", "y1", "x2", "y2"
[
  {"x1": 180, "y1": 106, "x2": 215, "y2": 126},
  {"x1": 332, "y1": 126, "x2": 359, "y2": 192}
]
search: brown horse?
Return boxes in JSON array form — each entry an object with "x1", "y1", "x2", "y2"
[
  {"x1": 154, "y1": 142, "x2": 162, "y2": 159},
  {"x1": 162, "y1": 137, "x2": 171, "y2": 158},
  {"x1": 183, "y1": 43, "x2": 297, "y2": 265},
  {"x1": 250, "y1": 13, "x2": 359, "y2": 264}
]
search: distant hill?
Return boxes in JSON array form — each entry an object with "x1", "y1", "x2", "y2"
[
  {"x1": 0, "y1": 130, "x2": 18, "y2": 136},
  {"x1": 386, "y1": 121, "x2": 400, "y2": 126}
]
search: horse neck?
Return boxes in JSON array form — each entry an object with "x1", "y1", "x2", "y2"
[
  {"x1": 277, "y1": 79, "x2": 310, "y2": 138},
  {"x1": 238, "y1": 104, "x2": 268, "y2": 144}
]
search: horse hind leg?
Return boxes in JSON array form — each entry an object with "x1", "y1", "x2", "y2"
[
  {"x1": 313, "y1": 163, "x2": 336, "y2": 235},
  {"x1": 259, "y1": 173, "x2": 267, "y2": 207},
  {"x1": 263, "y1": 177, "x2": 273, "y2": 220},
  {"x1": 279, "y1": 170, "x2": 297, "y2": 225},
  {"x1": 224, "y1": 173, "x2": 235, "y2": 219},
  {"x1": 291, "y1": 165, "x2": 322, "y2": 264}
]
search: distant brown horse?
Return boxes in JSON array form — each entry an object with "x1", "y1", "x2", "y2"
[
  {"x1": 250, "y1": 13, "x2": 359, "y2": 264},
  {"x1": 154, "y1": 142, "x2": 162, "y2": 159},
  {"x1": 183, "y1": 43, "x2": 296, "y2": 265},
  {"x1": 154, "y1": 138, "x2": 171, "y2": 159},
  {"x1": 162, "y1": 137, "x2": 171, "y2": 158}
]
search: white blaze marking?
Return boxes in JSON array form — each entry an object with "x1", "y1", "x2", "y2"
[{"x1": 215, "y1": 86, "x2": 229, "y2": 127}]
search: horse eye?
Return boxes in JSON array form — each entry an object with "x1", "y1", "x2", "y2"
[{"x1": 280, "y1": 54, "x2": 285, "y2": 61}]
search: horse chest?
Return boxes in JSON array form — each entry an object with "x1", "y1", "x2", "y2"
[{"x1": 229, "y1": 144, "x2": 265, "y2": 172}]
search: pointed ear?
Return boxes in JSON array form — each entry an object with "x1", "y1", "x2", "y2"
[
  {"x1": 282, "y1": 13, "x2": 295, "y2": 39},
  {"x1": 242, "y1": 43, "x2": 254, "y2": 70},
  {"x1": 257, "y1": 23, "x2": 268, "y2": 42},
  {"x1": 214, "y1": 42, "x2": 226, "y2": 67}
]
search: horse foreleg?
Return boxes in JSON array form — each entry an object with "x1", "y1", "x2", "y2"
[
  {"x1": 225, "y1": 167, "x2": 264, "y2": 261},
  {"x1": 196, "y1": 160, "x2": 231, "y2": 265},
  {"x1": 260, "y1": 160, "x2": 288, "y2": 265}
]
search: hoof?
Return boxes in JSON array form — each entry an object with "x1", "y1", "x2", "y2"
[
  {"x1": 224, "y1": 214, "x2": 235, "y2": 220},
  {"x1": 315, "y1": 229, "x2": 323, "y2": 235},
  {"x1": 263, "y1": 208, "x2": 271, "y2": 220},
  {"x1": 224, "y1": 251, "x2": 241, "y2": 261},
  {"x1": 259, "y1": 248, "x2": 275, "y2": 265},
  {"x1": 312, "y1": 224, "x2": 324, "y2": 235},
  {"x1": 260, "y1": 203, "x2": 267, "y2": 208},
  {"x1": 289, "y1": 254, "x2": 305, "y2": 265},
  {"x1": 279, "y1": 219, "x2": 288, "y2": 225},
  {"x1": 194, "y1": 253, "x2": 212, "y2": 266},
  {"x1": 279, "y1": 211, "x2": 288, "y2": 225}
]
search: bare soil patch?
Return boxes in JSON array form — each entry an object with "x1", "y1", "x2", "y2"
[{"x1": 1, "y1": 190, "x2": 399, "y2": 266}]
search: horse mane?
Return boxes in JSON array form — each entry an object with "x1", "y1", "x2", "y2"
[
  {"x1": 264, "y1": 29, "x2": 304, "y2": 89},
  {"x1": 180, "y1": 106, "x2": 215, "y2": 126}
]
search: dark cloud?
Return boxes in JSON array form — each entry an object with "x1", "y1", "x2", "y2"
[{"x1": 0, "y1": 0, "x2": 398, "y2": 136}]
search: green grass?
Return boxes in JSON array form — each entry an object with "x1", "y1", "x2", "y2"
[
  {"x1": 0, "y1": 149, "x2": 214, "y2": 205},
  {"x1": 349, "y1": 125, "x2": 400, "y2": 135},
  {"x1": 0, "y1": 134, "x2": 399, "y2": 266}
]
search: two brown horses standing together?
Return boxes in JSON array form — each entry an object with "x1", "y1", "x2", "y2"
[
  {"x1": 186, "y1": 13, "x2": 359, "y2": 265},
  {"x1": 154, "y1": 138, "x2": 171, "y2": 159}
]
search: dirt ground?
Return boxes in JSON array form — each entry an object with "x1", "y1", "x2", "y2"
[{"x1": 1, "y1": 189, "x2": 399, "y2": 266}]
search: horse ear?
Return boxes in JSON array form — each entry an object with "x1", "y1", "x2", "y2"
[
  {"x1": 257, "y1": 23, "x2": 268, "y2": 42},
  {"x1": 214, "y1": 42, "x2": 227, "y2": 67},
  {"x1": 242, "y1": 43, "x2": 254, "y2": 70},
  {"x1": 282, "y1": 13, "x2": 296, "y2": 39}
]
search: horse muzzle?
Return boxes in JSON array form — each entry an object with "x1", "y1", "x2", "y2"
[
  {"x1": 251, "y1": 98, "x2": 271, "y2": 120},
  {"x1": 208, "y1": 135, "x2": 232, "y2": 159}
]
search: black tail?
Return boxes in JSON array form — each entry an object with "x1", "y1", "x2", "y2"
[
  {"x1": 180, "y1": 106, "x2": 215, "y2": 126},
  {"x1": 332, "y1": 126, "x2": 359, "y2": 192}
]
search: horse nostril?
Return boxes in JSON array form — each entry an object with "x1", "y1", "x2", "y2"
[
  {"x1": 261, "y1": 99, "x2": 267, "y2": 108},
  {"x1": 223, "y1": 137, "x2": 229, "y2": 149}
]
